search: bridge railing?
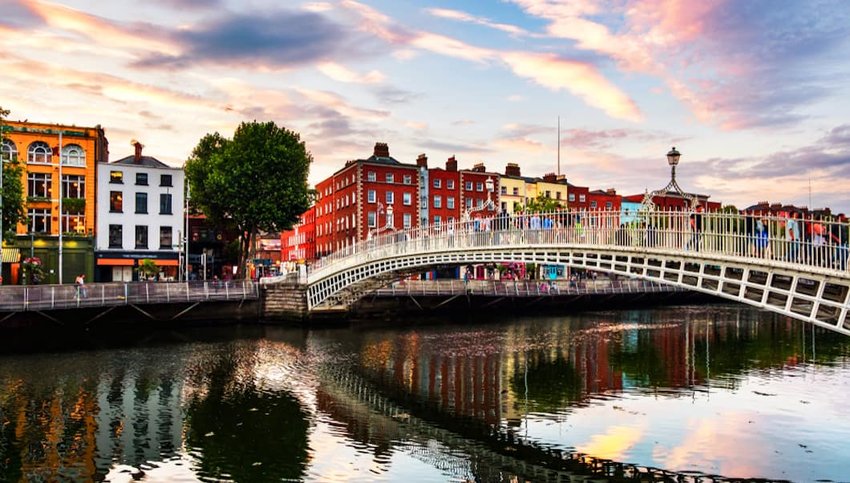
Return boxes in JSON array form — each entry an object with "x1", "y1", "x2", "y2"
[
  {"x1": 309, "y1": 209, "x2": 850, "y2": 281},
  {"x1": 0, "y1": 280, "x2": 259, "y2": 312},
  {"x1": 374, "y1": 279, "x2": 683, "y2": 297}
]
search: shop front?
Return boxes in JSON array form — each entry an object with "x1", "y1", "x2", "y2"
[{"x1": 95, "y1": 251, "x2": 180, "y2": 282}]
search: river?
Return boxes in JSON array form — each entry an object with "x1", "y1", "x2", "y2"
[{"x1": 1, "y1": 304, "x2": 848, "y2": 482}]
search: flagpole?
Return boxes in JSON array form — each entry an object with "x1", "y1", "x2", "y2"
[
  {"x1": 58, "y1": 130, "x2": 63, "y2": 284},
  {"x1": 557, "y1": 116, "x2": 560, "y2": 176}
]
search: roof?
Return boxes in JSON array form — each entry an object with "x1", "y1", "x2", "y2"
[{"x1": 111, "y1": 155, "x2": 171, "y2": 168}]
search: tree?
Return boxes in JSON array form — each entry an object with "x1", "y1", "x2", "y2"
[
  {"x1": 524, "y1": 193, "x2": 562, "y2": 213},
  {"x1": 185, "y1": 121, "x2": 311, "y2": 279},
  {"x1": 0, "y1": 106, "x2": 26, "y2": 242},
  {"x1": 137, "y1": 258, "x2": 159, "y2": 280}
]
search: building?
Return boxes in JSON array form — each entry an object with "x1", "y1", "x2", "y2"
[
  {"x1": 567, "y1": 183, "x2": 590, "y2": 211},
  {"x1": 587, "y1": 188, "x2": 622, "y2": 212},
  {"x1": 0, "y1": 120, "x2": 108, "y2": 284},
  {"x1": 281, "y1": 206, "x2": 316, "y2": 263},
  {"x1": 534, "y1": 173, "x2": 569, "y2": 208},
  {"x1": 94, "y1": 141, "x2": 185, "y2": 281},
  {"x1": 622, "y1": 191, "x2": 721, "y2": 211},
  {"x1": 459, "y1": 163, "x2": 501, "y2": 219},
  {"x1": 621, "y1": 199, "x2": 642, "y2": 224},
  {"x1": 315, "y1": 143, "x2": 421, "y2": 257},
  {"x1": 499, "y1": 163, "x2": 529, "y2": 214}
]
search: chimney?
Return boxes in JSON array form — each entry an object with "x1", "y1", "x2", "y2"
[
  {"x1": 132, "y1": 140, "x2": 143, "y2": 163},
  {"x1": 505, "y1": 163, "x2": 521, "y2": 177},
  {"x1": 446, "y1": 155, "x2": 458, "y2": 172},
  {"x1": 606, "y1": 188, "x2": 617, "y2": 195},
  {"x1": 542, "y1": 172, "x2": 557, "y2": 183},
  {"x1": 472, "y1": 162, "x2": 486, "y2": 173},
  {"x1": 373, "y1": 142, "x2": 389, "y2": 158},
  {"x1": 416, "y1": 153, "x2": 428, "y2": 168}
]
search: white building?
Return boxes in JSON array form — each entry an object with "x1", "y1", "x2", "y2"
[{"x1": 95, "y1": 142, "x2": 185, "y2": 281}]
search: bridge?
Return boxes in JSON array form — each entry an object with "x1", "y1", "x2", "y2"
[{"x1": 304, "y1": 210, "x2": 850, "y2": 335}]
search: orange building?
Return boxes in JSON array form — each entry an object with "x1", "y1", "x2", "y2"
[{"x1": 0, "y1": 120, "x2": 108, "y2": 284}]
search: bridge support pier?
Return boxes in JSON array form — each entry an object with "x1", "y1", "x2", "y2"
[{"x1": 262, "y1": 282, "x2": 309, "y2": 321}]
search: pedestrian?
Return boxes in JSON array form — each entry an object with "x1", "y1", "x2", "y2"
[
  {"x1": 785, "y1": 211, "x2": 800, "y2": 263},
  {"x1": 75, "y1": 273, "x2": 87, "y2": 299},
  {"x1": 687, "y1": 205, "x2": 703, "y2": 251}
]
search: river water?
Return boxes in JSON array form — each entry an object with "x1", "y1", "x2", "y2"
[{"x1": 1, "y1": 304, "x2": 849, "y2": 482}]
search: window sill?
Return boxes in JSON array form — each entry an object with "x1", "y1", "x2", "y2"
[
  {"x1": 135, "y1": 211, "x2": 148, "y2": 215},
  {"x1": 159, "y1": 212, "x2": 173, "y2": 215},
  {"x1": 109, "y1": 210, "x2": 123, "y2": 213}
]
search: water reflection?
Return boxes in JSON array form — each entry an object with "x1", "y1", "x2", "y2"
[{"x1": 0, "y1": 306, "x2": 848, "y2": 481}]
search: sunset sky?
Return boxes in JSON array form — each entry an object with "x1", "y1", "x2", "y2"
[{"x1": 2, "y1": 0, "x2": 849, "y2": 212}]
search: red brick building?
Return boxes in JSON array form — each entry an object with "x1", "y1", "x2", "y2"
[
  {"x1": 567, "y1": 183, "x2": 590, "y2": 211},
  {"x1": 587, "y1": 188, "x2": 622, "y2": 212},
  {"x1": 622, "y1": 192, "x2": 721, "y2": 211},
  {"x1": 280, "y1": 205, "x2": 316, "y2": 262},
  {"x1": 460, "y1": 162, "x2": 500, "y2": 219},
  {"x1": 314, "y1": 143, "x2": 421, "y2": 257}
]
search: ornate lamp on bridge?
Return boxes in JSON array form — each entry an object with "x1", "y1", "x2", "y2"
[
  {"x1": 462, "y1": 176, "x2": 496, "y2": 221},
  {"x1": 640, "y1": 146, "x2": 698, "y2": 211}
]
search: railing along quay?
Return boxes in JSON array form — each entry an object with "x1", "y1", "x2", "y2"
[
  {"x1": 0, "y1": 280, "x2": 258, "y2": 313},
  {"x1": 374, "y1": 279, "x2": 683, "y2": 297}
]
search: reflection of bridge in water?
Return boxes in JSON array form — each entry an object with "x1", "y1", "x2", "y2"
[
  {"x1": 312, "y1": 315, "x2": 731, "y2": 483},
  {"x1": 304, "y1": 210, "x2": 850, "y2": 335}
]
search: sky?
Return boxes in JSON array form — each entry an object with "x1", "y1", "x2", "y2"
[{"x1": 2, "y1": 0, "x2": 850, "y2": 213}]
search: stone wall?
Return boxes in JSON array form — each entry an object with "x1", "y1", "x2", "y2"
[{"x1": 261, "y1": 282, "x2": 308, "y2": 321}]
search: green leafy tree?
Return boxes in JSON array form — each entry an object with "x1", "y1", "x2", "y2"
[
  {"x1": 0, "y1": 106, "x2": 26, "y2": 242},
  {"x1": 524, "y1": 193, "x2": 562, "y2": 212},
  {"x1": 137, "y1": 258, "x2": 159, "y2": 280},
  {"x1": 185, "y1": 122, "x2": 311, "y2": 279}
]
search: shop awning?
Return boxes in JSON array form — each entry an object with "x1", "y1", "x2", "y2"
[
  {"x1": 152, "y1": 259, "x2": 179, "y2": 266},
  {"x1": 2, "y1": 248, "x2": 20, "y2": 263},
  {"x1": 97, "y1": 258, "x2": 135, "y2": 266}
]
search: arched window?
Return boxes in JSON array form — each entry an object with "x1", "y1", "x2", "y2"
[
  {"x1": 1, "y1": 138, "x2": 17, "y2": 161},
  {"x1": 28, "y1": 141, "x2": 52, "y2": 164},
  {"x1": 62, "y1": 144, "x2": 86, "y2": 166}
]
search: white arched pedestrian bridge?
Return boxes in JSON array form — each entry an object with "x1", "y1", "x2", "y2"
[{"x1": 305, "y1": 210, "x2": 850, "y2": 335}]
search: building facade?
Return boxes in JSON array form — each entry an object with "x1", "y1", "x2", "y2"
[
  {"x1": 281, "y1": 206, "x2": 316, "y2": 262},
  {"x1": 94, "y1": 142, "x2": 185, "y2": 281},
  {"x1": 0, "y1": 120, "x2": 108, "y2": 284}
]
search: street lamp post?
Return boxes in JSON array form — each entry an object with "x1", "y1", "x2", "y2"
[{"x1": 640, "y1": 146, "x2": 697, "y2": 211}]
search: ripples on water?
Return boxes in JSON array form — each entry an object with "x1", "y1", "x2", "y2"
[{"x1": 0, "y1": 305, "x2": 849, "y2": 482}]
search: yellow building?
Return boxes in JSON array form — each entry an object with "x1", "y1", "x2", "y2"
[
  {"x1": 0, "y1": 120, "x2": 108, "y2": 284},
  {"x1": 499, "y1": 163, "x2": 569, "y2": 213}
]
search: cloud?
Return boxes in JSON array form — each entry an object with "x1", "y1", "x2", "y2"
[
  {"x1": 562, "y1": 128, "x2": 669, "y2": 149},
  {"x1": 425, "y1": 8, "x2": 530, "y2": 37},
  {"x1": 373, "y1": 86, "x2": 420, "y2": 105},
  {"x1": 317, "y1": 62, "x2": 384, "y2": 84},
  {"x1": 151, "y1": 0, "x2": 223, "y2": 9},
  {"x1": 134, "y1": 10, "x2": 348, "y2": 69},
  {"x1": 0, "y1": 0, "x2": 44, "y2": 29}
]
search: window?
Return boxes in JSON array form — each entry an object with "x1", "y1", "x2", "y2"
[
  {"x1": 403, "y1": 213, "x2": 412, "y2": 229},
  {"x1": 501, "y1": 202, "x2": 507, "y2": 212},
  {"x1": 403, "y1": 175, "x2": 412, "y2": 185},
  {"x1": 159, "y1": 193, "x2": 173, "y2": 214},
  {"x1": 61, "y1": 144, "x2": 85, "y2": 166},
  {"x1": 476, "y1": 182, "x2": 483, "y2": 192},
  {"x1": 545, "y1": 190, "x2": 551, "y2": 198},
  {"x1": 110, "y1": 171, "x2": 123, "y2": 183},
  {"x1": 62, "y1": 214, "x2": 85, "y2": 233},
  {"x1": 27, "y1": 173, "x2": 51, "y2": 198},
  {"x1": 477, "y1": 199, "x2": 483, "y2": 208},
  {"x1": 386, "y1": 191, "x2": 394, "y2": 204},
  {"x1": 465, "y1": 181, "x2": 473, "y2": 190},
  {"x1": 403, "y1": 192, "x2": 412, "y2": 205},
  {"x1": 579, "y1": 194, "x2": 586, "y2": 203},
  {"x1": 590, "y1": 201, "x2": 597, "y2": 209},
  {"x1": 433, "y1": 178, "x2": 441, "y2": 189},
  {"x1": 367, "y1": 190, "x2": 376, "y2": 203},
  {"x1": 108, "y1": 225, "x2": 122, "y2": 248},
  {"x1": 62, "y1": 175, "x2": 85, "y2": 198},
  {"x1": 447, "y1": 197, "x2": 455, "y2": 209},
  {"x1": 136, "y1": 173, "x2": 148, "y2": 185},
  {"x1": 447, "y1": 180, "x2": 455, "y2": 190},
  {"x1": 556, "y1": 192, "x2": 562, "y2": 200},
  {"x1": 1, "y1": 139, "x2": 18, "y2": 161},
  {"x1": 368, "y1": 211, "x2": 376, "y2": 227},
  {"x1": 569, "y1": 193, "x2": 576, "y2": 202},
  {"x1": 606, "y1": 201, "x2": 613, "y2": 209},
  {"x1": 28, "y1": 208, "x2": 51, "y2": 233},
  {"x1": 434, "y1": 215, "x2": 441, "y2": 226},
  {"x1": 135, "y1": 225, "x2": 148, "y2": 249},
  {"x1": 367, "y1": 171, "x2": 376, "y2": 182},
  {"x1": 135, "y1": 192, "x2": 148, "y2": 214},
  {"x1": 385, "y1": 173, "x2": 394, "y2": 183},
  {"x1": 160, "y1": 226, "x2": 173, "y2": 249},
  {"x1": 160, "y1": 174, "x2": 173, "y2": 187},
  {"x1": 27, "y1": 141, "x2": 51, "y2": 164},
  {"x1": 110, "y1": 191, "x2": 123, "y2": 212},
  {"x1": 513, "y1": 187, "x2": 519, "y2": 196},
  {"x1": 433, "y1": 196, "x2": 442, "y2": 209},
  {"x1": 465, "y1": 198, "x2": 473, "y2": 208}
]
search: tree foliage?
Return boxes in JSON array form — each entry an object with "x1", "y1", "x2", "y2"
[
  {"x1": 524, "y1": 193, "x2": 563, "y2": 213},
  {"x1": 185, "y1": 121, "x2": 311, "y2": 278},
  {"x1": 0, "y1": 106, "x2": 26, "y2": 242}
]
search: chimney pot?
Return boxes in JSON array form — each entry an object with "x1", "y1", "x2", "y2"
[
  {"x1": 133, "y1": 141, "x2": 143, "y2": 163},
  {"x1": 416, "y1": 153, "x2": 428, "y2": 168},
  {"x1": 505, "y1": 163, "x2": 521, "y2": 177},
  {"x1": 472, "y1": 162, "x2": 486, "y2": 173},
  {"x1": 373, "y1": 142, "x2": 389, "y2": 158},
  {"x1": 446, "y1": 156, "x2": 458, "y2": 172}
]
